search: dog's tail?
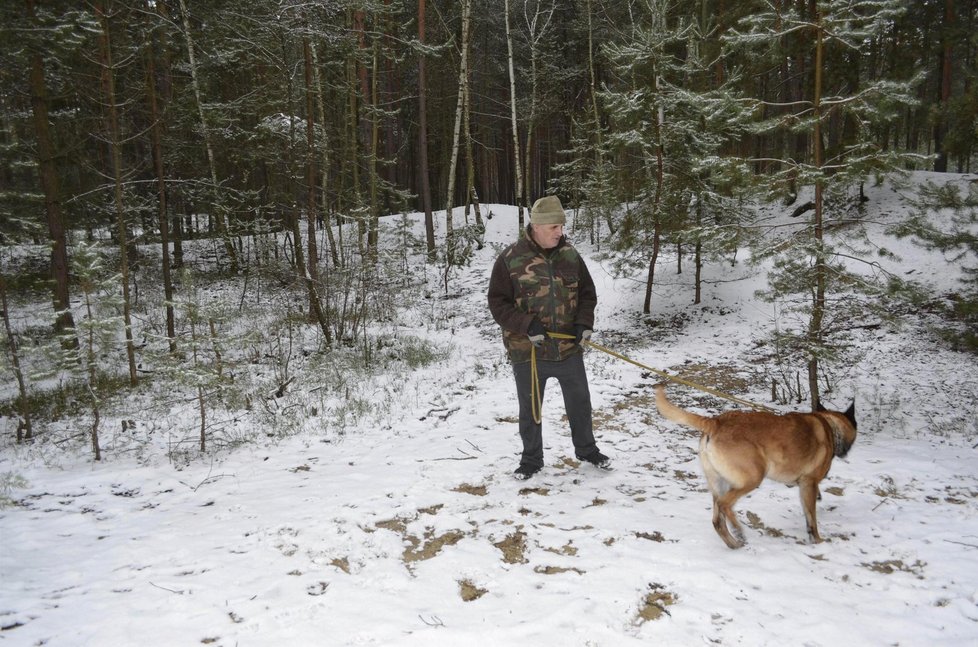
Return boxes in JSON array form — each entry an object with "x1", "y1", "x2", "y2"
[{"x1": 655, "y1": 384, "x2": 713, "y2": 434}]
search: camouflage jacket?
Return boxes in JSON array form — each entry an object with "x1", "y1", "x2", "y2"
[{"x1": 487, "y1": 228, "x2": 597, "y2": 364}]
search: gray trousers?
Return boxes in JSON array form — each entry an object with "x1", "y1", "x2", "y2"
[{"x1": 512, "y1": 352, "x2": 598, "y2": 469}]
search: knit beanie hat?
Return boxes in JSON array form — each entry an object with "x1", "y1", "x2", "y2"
[{"x1": 530, "y1": 195, "x2": 566, "y2": 225}]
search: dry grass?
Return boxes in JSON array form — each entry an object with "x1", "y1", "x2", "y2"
[{"x1": 636, "y1": 583, "x2": 677, "y2": 623}]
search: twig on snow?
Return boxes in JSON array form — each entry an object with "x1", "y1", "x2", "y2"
[
  {"x1": 419, "y1": 614, "x2": 444, "y2": 628},
  {"x1": 150, "y1": 582, "x2": 185, "y2": 595},
  {"x1": 943, "y1": 539, "x2": 978, "y2": 550}
]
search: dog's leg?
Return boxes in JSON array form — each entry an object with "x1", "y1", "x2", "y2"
[
  {"x1": 715, "y1": 486, "x2": 755, "y2": 548},
  {"x1": 710, "y1": 497, "x2": 741, "y2": 549},
  {"x1": 799, "y1": 478, "x2": 823, "y2": 543},
  {"x1": 700, "y1": 453, "x2": 742, "y2": 548},
  {"x1": 705, "y1": 472, "x2": 749, "y2": 549},
  {"x1": 712, "y1": 500, "x2": 743, "y2": 548}
]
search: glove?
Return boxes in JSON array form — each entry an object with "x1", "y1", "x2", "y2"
[
  {"x1": 574, "y1": 324, "x2": 592, "y2": 345},
  {"x1": 527, "y1": 319, "x2": 547, "y2": 347}
]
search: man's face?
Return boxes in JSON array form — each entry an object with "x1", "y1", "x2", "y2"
[{"x1": 532, "y1": 224, "x2": 564, "y2": 249}]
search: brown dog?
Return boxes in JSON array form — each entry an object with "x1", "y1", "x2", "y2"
[{"x1": 655, "y1": 384, "x2": 857, "y2": 549}]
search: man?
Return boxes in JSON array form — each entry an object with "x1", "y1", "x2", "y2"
[{"x1": 487, "y1": 195, "x2": 611, "y2": 480}]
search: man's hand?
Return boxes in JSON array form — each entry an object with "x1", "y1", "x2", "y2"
[
  {"x1": 574, "y1": 324, "x2": 592, "y2": 345},
  {"x1": 527, "y1": 319, "x2": 547, "y2": 347}
]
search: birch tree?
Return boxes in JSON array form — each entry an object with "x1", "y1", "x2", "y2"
[
  {"x1": 504, "y1": 0, "x2": 526, "y2": 229},
  {"x1": 520, "y1": 0, "x2": 556, "y2": 204},
  {"x1": 176, "y1": 0, "x2": 238, "y2": 273},
  {"x1": 444, "y1": 0, "x2": 473, "y2": 236}
]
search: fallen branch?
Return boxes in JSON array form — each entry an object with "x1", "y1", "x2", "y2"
[
  {"x1": 150, "y1": 582, "x2": 185, "y2": 595},
  {"x1": 943, "y1": 539, "x2": 978, "y2": 550}
]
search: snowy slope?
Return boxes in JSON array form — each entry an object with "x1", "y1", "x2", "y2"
[{"x1": 1, "y1": 173, "x2": 977, "y2": 646}]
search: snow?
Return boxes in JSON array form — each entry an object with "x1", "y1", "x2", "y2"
[{"x1": 2, "y1": 173, "x2": 978, "y2": 646}]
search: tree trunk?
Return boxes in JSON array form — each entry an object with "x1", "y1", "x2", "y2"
[
  {"x1": 81, "y1": 287, "x2": 101, "y2": 461},
  {"x1": 309, "y1": 42, "x2": 340, "y2": 267},
  {"x1": 25, "y1": 0, "x2": 77, "y2": 349},
  {"x1": 445, "y1": 0, "x2": 472, "y2": 236},
  {"x1": 643, "y1": 73, "x2": 666, "y2": 315},
  {"x1": 96, "y1": 2, "x2": 138, "y2": 387},
  {"x1": 189, "y1": 316, "x2": 206, "y2": 453},
  {"x1": 524, "y1": 41, "x2": 538, "y2": 209},
  {"x1": 417, "y1": 0, "x2": 436, "y2": 259},
  {"x1": 522, "y1": 2, "x2": 555, "y2": 207},
  {"x1": 290, "y1": 207, "x2": 332, "y2": 346},
  {"x1": 462, "y1": 41, "x2": 481, "y2": 226},
  {"x1": 345, "y1": 17, "x2": 363, "y2": 251},
  {"x1": 586, "y1": 0, "x2": 613, "y2": 235},
  {"x1": 304, "y1": 37, "x2": 323, "y2": 321},
  {"x1": 177, "y1": 0, "x2": 238, "y2": 273},
  {"x1": 351, "y1": 8, "x2": 368, "y2": 249},
  {"x1": 504, "y1": 0, "x2": 525, "y2": 229},
  {"x1": 368, "y1": 36, "x2": 380, "y2": 255},
  {"x1": 933, "y1": 0, "x2": 955, "y2": 172},
  {"x1": 643, "y1": 224, "x2": 661, "y2": 314},
  {"x1": 808, "y1": 10, "x2": 826, "y2": 411},
  {"x1": 0, "y1": 273, "x2": 33, "y2": 442},
  {"x1": 145, "y1": 23, "x2": 176, "y2": 353}
]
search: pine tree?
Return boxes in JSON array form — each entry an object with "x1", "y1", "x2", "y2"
[
  {"x1": 70, "y1": 241, "x2": 125, "y2": 461},
  {"x1": 596, "y1": 0, "x2": 753, "y2": 313},
  {"x1": 891, "y1": 180, "x2": 978, "y2": 351},
  {"x1": 728, "y1": 0, "x2": 921, "y2": 408}
]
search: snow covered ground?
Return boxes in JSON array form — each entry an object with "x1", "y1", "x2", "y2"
[{"x1": 2, "y1": 173, "x2": 977, "y2": 646}]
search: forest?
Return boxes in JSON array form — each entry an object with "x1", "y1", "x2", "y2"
[{"x1": 1, "y1": 0, "x2": 977, "y2": 458}]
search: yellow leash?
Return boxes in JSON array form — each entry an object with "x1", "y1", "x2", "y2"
[{"x1": 529, "y1": 331, "x2": 774, "y2": 422}]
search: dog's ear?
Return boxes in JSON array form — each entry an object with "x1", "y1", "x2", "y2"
[
  {"x1": 844, "y1": 401, "x2": 856, "y2": 429},
  {"x1": 816, "y1": 401, "x2": 827, "y2": 413}
]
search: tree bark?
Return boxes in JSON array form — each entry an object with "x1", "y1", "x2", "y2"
[
  {"x1": 25, "y1": 0, "x2": 77, "y2": 349},
  {"x1": 522, "y1": 1, "x2": 555, "y2": 205},
  {"x1": 933, "y1": 0, "x2": 955, "y2": 172},
  {"x1": 462, "y1": 38, "x2": 481, "y2": 226},
  {"x1": 643, "y1": 73, "x2": 666, "y2": 315},
  {"x1": 808, "y1": 9, "x2": 826, "y2": 411},
  {"x1": 145, "y1": 17, "x2": 176, "y2": 353},
  {"x1": 309, "y1": 42, "x2": 340, "y2": 268},
  {"x1": 585, "y1": 0, "x2": 613, "y2": 235},
  {"x1": 96, "y1": 1, "x2": 138, "y2": 386},
  {"x1": 289, "y1": 206, "x2": 332, "y2": 346},
  {"x1": 505, "y1": 0, "x2": 525, "y2": 229},
  {"x1": 417, "y1": 0, "x2": 436, "y2": 258},
  {"x1": 304, "y1": 37, "x2": 323, "y2": 320},
  {"x1": 444, "y1": 0, "x2": 472, "y2": 236},
  {"x1": 0, "y1": 273, "x2": 33, "y2": 441},
  {"x1": 177, "y1": 0, "x2": 238, "y2": 273},
  {"x1": 368, "y1": 36, "x2": 380, "y2": 255}
]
